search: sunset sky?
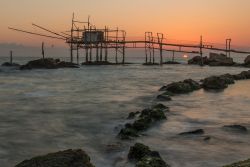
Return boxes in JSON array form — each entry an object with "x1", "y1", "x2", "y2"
[{"x1": 1, "y1": 0, "x2": 250, "y2": 48}]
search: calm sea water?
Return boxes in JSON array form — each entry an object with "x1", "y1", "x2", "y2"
[{"x1": 0, "y1": 51, "x2": 250, "y2": 167}]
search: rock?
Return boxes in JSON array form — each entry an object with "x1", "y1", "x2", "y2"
[
  {"x1": 160, "y1": 79, "x2": 200, "y2": 94},
  {"x1": 118, "y1": 126, "x2": 139, "y2": 140},
  {"x1": 244, "y1": 55, "x2": 250, "y2": 65},
  {"x1": 2, "y1": 62, "x2": 20, "y2": 67},
  {"x1": 163, "y1": 61, "x2": 181, "y2": 64},
  {"x1": 179, "y1": 129, "x2": 205, "y2": 135},
  {"x1": 219, "y1": 74, "x2": 235, "y2": 84},
  {"x1": 202, "y1": 76, "x2": 228, "y2": 90},
  {"x1": 183, "y1": 79, "x2": 201, "y2": 90},
  {"x1": 20, "y1": 58, "x2": 79, "y2": 70},
  {"x1": 223, "y1": 158, "x2": 250, "y2": 167},
  {"x1": 128, "y1": 143, "x2": 170, "y2": 167},
  {"x1": 136, "y1": 156, "x2": 169, "y2": 167},
  {"x1": 15, "y1": 149, "x2": 95, "y2": 167},
  {"x1": 223, "y1": 125, "x2": 248, "y2": 132},
  {"x1": 127, "y1": 111, "x2": 140, "y2": 119},
  {"x1": 208, "y1": 53, "x2": 235, "y2": 66},
  {"x1": 188, "y1": 56, "x2": 208, "y2": 65},
  {"x1": 157, "y1": 94, "x2": 172, "y2": 101},
  {"x1": 233, "y1": 71, "x2": 250, "y2": 80},
  {"x1": 128, "y1": 143, "x2": 151, "y2": 161},
  {"x1": 152, "y1": 104, "x2": 169, "y2": 111},
  {"x1": 118, "y1": 107, "x2": 167, "y2": 140}
]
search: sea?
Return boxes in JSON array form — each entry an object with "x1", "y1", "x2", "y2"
[{"x1": 0, "y1": 49, "x2": 250, "y2": 167}]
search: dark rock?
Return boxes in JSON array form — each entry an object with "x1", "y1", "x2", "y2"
[
  {"x1": 188, "y1": 56, "x2": 209, "y2": 65},
  {"x1": 219, "y1": 74, "x2": 235, "y2": 84},
  {"x1": 202, "y1": 76, "x2": 228, "y2": 90},
  {"x1": 160, "y1": 79, "x2": 201, "y2": 95},
  {"x1": 128, "y1": 143, "x2": 170, "y2": 167},
  {"x1": 223, "y1": 125, "x2": 248, "y2": 132},
  {"x1": 127, "y1": 111, "x2": 140, "y2": 119},
  {"x1": 128, "y1": 143, "x2": 151, "y2": 161},
  {"x1": 163, "y1": 61, "x2": 181, "y2": 64},
  {"x1": 179, "y1": 129, "x2": 205, "y2": 135},
  {"x1": 118, "y1": 127, "x2": 139, "y2": 140},
  {"x1": 20, "y1": 58, "x2": 79, "y2": 70},
  {"x1": 208, "y1": 53, "x2": 235, "y2": 66},
  {"x1": 183, "y1": 79, "x2": 201, "y2": 90},
  {"x1": 2, "y1": 62, "x2": 20, "y2": 67},
  {"x1": 119, "y1": 107, "x2": 167, "y2": 140},
  {"x1": 204, "y1": 136, "x2": 211, "y2": 141},
  {"x1": 244, "y1": 55, "x2": 250, "y2": 65},
  {"x1": 152, "y1": 104, "x2": 169, "y2": 111},
  {"x1": 81, "y1": 61, "x2": 114, "y2": 65},
  {"x1": 136, "y1": 156, "x2": 169, "y2": 167},
  {"x1": 223, "y1": 158, "x2": 250, "y2": 167},
  {"x1": 133, "y1": 117, "x2": 152, "y2": 131},
  {"x1": 15, "y1": 149, "x2": 95, "y2": 167},
  {"x1": 157, "y1": 94, "x2": 172, "y2": 101}
]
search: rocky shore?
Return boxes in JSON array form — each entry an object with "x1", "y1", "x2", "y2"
[
  {"x1": 188, "y1": 53, "x2": 250, "y2": 67},
  {"x1": 19, "y1": 58, "x2": 79, "y2": 70},
  {"x1": 14, "y1": 70, "x2": 250, "y2": 167}
]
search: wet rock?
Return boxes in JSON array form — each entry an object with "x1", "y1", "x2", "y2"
[
  {"x1": 204, "y1": 136, "x2": 211, "y2": 141},
  {"x1": 127, "y1": 111, "x2": 140, "y2": 119},
  {"x1": 233, "y1": 71, "x2": 250, "y2": 80},
  {"x1": 20, "y1": 58, "x2": 79, "y2": 70},
  {"x1": 223, "y1": 125, "x2": 248, "y2": 132},
  {"x1": 179, "y1": 129, "x2": 205, "y2": 135},
  {"x1": 223, "y1": 158, "x2": 250, "y2": 167},
  {"x1": 188, "y1": 56, "x2": 209, "y2": 65},
  {"x1": 202, "y1": 76, "x2": 228, "y2": 90},
  {"x1": 128, "y1": 143, "x2": 170, "y2": 167},
  {"x1": 160, "y1": 79, "x2": 200, "y2": 95},
  {"x1": 2, "y1": 62, "x2": 20, "y2": 67},
  {"x1": 219, "y1": 74, "x2": 235, "y2": 84},
  {"x1": 208, "y1": 53, "x2": 235, "y2": 66},
  {"x1": 118, "y1": 107, "x2": 167, "y2": 140},
  {"x1": 152, "y1": 104, "x2": 169, "y2": 111},
  {"x1": 157, "y1": 94, "x2": 172, "y2": 101},
  {"x1": 118, "y1": 126, "x2": 139, "y2": 140},
  {"x1": 15, "y1": 149, "x2": 95, "y2": 167},
  {"x1": 136, "y1": 156, "x2": 169, "y2": 167},
  {"x1": 183, "y1": 79, "x2": 201, "y2": 90},
  {"x1": 128, "y1": 143, "x2": 152, "y2": 161}
]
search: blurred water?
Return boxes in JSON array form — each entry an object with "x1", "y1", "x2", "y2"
[{"x1": 0, "y1": 52, "x2": 249, "y2": 167}]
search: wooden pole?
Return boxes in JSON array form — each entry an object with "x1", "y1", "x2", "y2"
[
  {"x1": 86, "y1": 47, "x2": 89, "y2": 62},
  {"x1": 200, "y1": 35, "x2": 203, "y2": 66},
  {"x1": 96, "y1": 45, "x2": 99, "y2": 62},
  {"x1": 10, "y1": 50, "x2": 13, "y2": 64},
  {"x1": 172, "y1": 51, "x2": 175, "y2": 62},
  {"x1": 115, "y1": 27, "x2": 118, "y2": 64},
  {"x1": 42, "y1": 42, "x2": 45, "y2": 60},
  {"x1": 70, "y1": 13, "x2": 74, "y2": 63},
  {"x1": 100, "y1": 43, "x2": 103, "y2": 61}
]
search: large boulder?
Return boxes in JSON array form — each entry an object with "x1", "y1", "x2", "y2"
[
  {"x1": 160, "y1": 79, "x2": 201, "y2": 94},
  {"x1": 244, "y1": 55, "x2": 250, "y2": 66},
  {"x1": 208, "y1": 53, "x2": 234, "y2": 66},
  {"x1": 20, "y1": 58, "x2": 79, "y2": 70},
  {"x1": 188, "y1": 56, "x2": 208, "y2": 65},
  {"x1": 202, "y1": 76, "x2": 228, "y2": 90},
  {"x1": 15, "y1": 149, "x2": 95, "y2": 167},
  {"x1": 128, "y1": 143, "x2": 169, "y2": 167}
]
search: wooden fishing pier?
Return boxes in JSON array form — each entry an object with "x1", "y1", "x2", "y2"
[{"x1": 8, "y1": 14, "x2": 250, "y2": 65}]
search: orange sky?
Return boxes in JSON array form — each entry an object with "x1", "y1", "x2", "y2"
[{"x1": 1, "y1": 0, "x2": 250, "y2": 48}]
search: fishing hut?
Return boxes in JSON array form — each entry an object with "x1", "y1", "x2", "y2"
[{"x1": 8, "y1": 14, "x2": 250, "y2": 66}]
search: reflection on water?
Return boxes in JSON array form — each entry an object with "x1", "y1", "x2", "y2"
[{"x1": 0, "y1": 55, "x2": 250, "y2": 167}]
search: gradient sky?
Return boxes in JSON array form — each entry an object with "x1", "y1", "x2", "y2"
[{"x1": 1, "y1": 0, "x2": 250, "y2": 48}]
